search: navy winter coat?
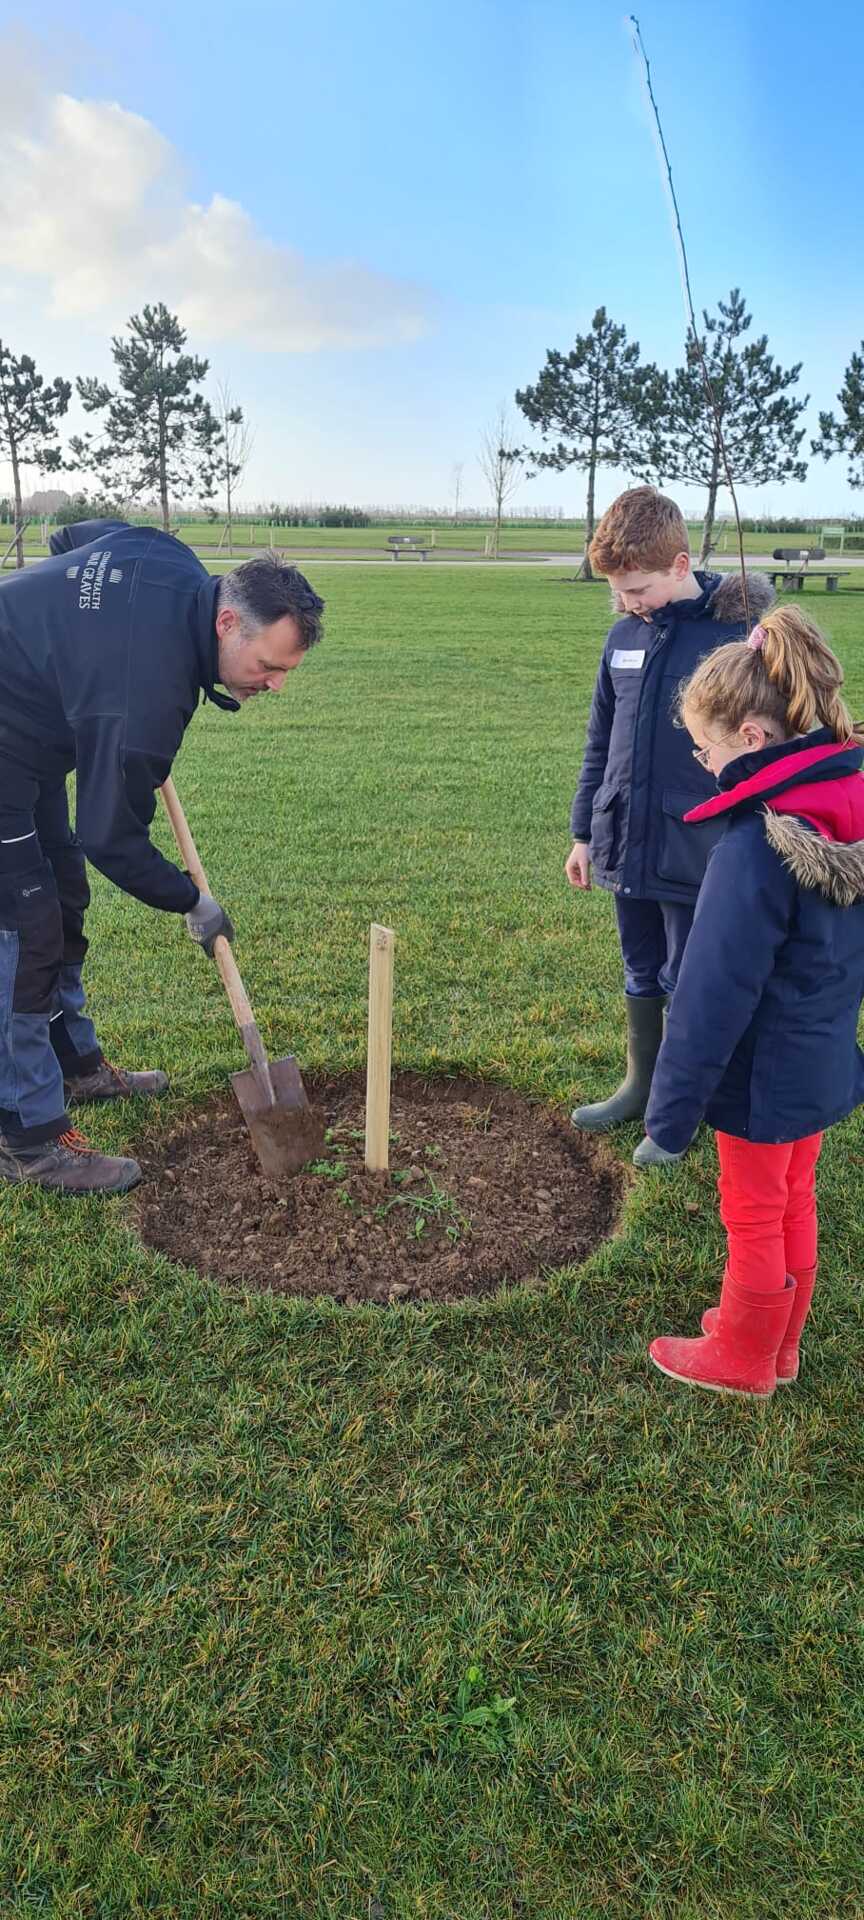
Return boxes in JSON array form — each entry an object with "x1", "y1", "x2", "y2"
[
  {"x1": 0, "y1": 520, "x2": 239, "y2": 912},
  {"x1": 645, "y1": 731, "x2": 864, "y2": 1153},
  {"x1": 570, "y1": 570, "x2": 775, "y2": 904}
]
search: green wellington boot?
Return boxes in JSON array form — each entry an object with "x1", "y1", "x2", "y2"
[{"x1": 571, "y1": 994, "x2": 665, "y2": 1133}]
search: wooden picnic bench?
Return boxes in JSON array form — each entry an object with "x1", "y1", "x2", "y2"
[
  {"x1": 769, "y1": 549, "x2": 849, "y2": 592},
  {"x1": 387, "y1": 535, "x2": 432, "y2": 561}
]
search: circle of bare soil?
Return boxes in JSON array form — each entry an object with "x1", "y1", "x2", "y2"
[{"x1": 132, "y1": 1073, "x2": 626, "y2": 1307}]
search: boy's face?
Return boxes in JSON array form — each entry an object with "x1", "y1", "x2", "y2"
[{"x1": 606, "y1": 552, "x2": 692, "y2": 618}]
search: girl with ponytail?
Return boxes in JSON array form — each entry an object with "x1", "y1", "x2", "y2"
[{"x1": 642, "y1": 607, "x2": 864, "y2": 1396}]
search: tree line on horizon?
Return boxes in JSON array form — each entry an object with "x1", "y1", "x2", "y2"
[
  {"x1": 511, "y1": 293, "x2": 864, "y2": 578},
  {"x1": 1, "y1": 293, "x2": 864, "y2": 573}
]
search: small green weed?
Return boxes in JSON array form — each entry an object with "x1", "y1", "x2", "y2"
[
  {"x1": 375, "y1": 1175, "x2": 470, "y2": 1244},
  {"x1": 443, "y1": 1665, "x2": 518, "y2": 1755}
]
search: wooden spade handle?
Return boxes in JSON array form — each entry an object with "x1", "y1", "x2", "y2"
[{"x1": 159, "y1": 775, "x2": 258, "y2": 1037}]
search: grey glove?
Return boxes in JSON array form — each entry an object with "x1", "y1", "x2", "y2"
[{"x1": 184, "y1": 891, "x2": 235, "y2": 958}]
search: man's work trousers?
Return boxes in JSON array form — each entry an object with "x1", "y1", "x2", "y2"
[{"x1": 0, "y1": 759, "x2": 101, "y2": 1146}]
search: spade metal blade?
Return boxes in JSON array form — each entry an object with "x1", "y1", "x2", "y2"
[{"x1": 230, "y1": 1053, "x2": 326, "y2": 1180}]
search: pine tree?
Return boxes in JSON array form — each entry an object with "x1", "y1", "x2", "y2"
[
  {"x1": 812, "y1": 343, "x2": 864, "y2": 489},
  {"x1": 515, "y1": 308, "x2": 666, "y2": 580},
  {"x1": 658, "y1": 289, "x2": 808, "y2": 563},
  {"x1": 71, "y1": 304, "x2": 223, "y2": 533},
  {"x1": 0, "y1": 340, "x2": 70, "y2": 567}
]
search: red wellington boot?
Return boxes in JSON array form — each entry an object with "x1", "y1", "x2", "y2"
[
  {"x1": 701, "y1": 1266, "x2": 817, "y2": 1384},
  {"x1": 649, "y1": 1271, "x2": 795, "y2": 1398}
]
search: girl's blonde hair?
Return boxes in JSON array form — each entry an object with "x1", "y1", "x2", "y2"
[{"x1": 680, "y1": 604, "x2": 862, "y2": 745}]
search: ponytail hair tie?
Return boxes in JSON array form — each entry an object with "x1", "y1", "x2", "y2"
[{"x1": 748, "y1": 624, "x2": 768, "y2": 650}]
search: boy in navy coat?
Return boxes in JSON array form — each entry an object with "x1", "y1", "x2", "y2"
[{"x1": 566, "y1": 488, "x2": 773, "y2": 1165}]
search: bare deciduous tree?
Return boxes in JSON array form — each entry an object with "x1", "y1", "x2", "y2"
[
  {"x1": 477, "y1": 409, "x2": 525, "y2": 557},
  {"x1": 451, "y1": 460, "x2": 464, "y2": 525},
  {"x1": 215, "y1": 380, "x2": 254, "y2": 554}
]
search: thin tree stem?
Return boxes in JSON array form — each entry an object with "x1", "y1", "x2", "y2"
[{"x1": 629, "y1": 16, "x2": 751, "y2": 627}]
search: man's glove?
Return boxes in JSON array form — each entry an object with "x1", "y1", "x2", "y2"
[{"x1": 185, "y1": 892, "x2": 235, "y2": 958}]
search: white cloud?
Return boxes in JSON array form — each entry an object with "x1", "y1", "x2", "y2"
[{"x1": 0, "y1": 40, "x2": 431, "y2": 352}]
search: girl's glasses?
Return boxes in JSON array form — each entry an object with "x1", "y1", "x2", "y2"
[{"x1": 692, "y1": 731, "x2": 778, "y2": 771}]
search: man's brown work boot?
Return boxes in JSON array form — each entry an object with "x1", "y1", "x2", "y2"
[
  {"x1": 64, "y1": 1059, "x2": 169, "y2": 1105},
  {"x1": 0, "y1": 1127, "x2": 142, "y2": 1195}
]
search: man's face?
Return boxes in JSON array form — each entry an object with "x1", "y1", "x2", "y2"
[
  {"x1": 216, "y1": 609, "x2": 306, "y2": 702},
  {"x1": 606, "y1": 552, "x2": 690, "y2": 619}
]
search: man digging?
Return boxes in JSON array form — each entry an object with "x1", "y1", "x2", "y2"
[{"x1": 0, "y1": 518, "x2": 323, "y2": 1196}]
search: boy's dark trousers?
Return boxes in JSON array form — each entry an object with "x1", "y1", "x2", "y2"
[
  {"x1": 571, "y1": 896, "x2": 695, "y2": 1136},
  {"x1": 614, "y1": 896, "x2": 695, "y2": 997},
  {"x1": 0, "y1": 749, "x2": 102, "y2": 1146}
]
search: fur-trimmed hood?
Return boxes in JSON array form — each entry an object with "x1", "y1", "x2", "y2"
[
  {"x1": 610, "y1": 568, "x2": 775, "y2": 623},
  {"x1": 763, "y1": 810, "x2": 864, "y2": 906},
  {"x1": 705, "y1": 569, "x2": 775, "y2": 624},
  {"x1": 685, "y1": 729, "x2": 864, "y2": 906}
]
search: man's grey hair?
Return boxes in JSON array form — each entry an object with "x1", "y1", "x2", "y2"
[{"x1": 217, "y1": 557, "x2": 324, "y2": 650}]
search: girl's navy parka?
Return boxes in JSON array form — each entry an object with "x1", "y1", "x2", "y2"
[
  {"x1": 645, "y1": 731, "x2": 864, "y2": 1154},
  {"x1": 570, "y1": 570, "x2": 775, "y2": 904}
]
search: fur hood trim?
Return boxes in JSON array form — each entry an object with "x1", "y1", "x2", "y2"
[
  {"x1": 706, "y1": 570, "x2": 775, "y2": 624},
  {"x1": 609, "y1": 569, "x2": 774, "y2": 623},
  {"x1": 763, "y1": 810, "x2": 864, "y2": 907}
]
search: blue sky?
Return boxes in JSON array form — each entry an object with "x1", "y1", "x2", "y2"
[{"x1": 1, "y1": 0, "x2": 863, "y2": 517}]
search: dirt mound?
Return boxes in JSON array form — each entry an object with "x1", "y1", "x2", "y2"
[{"x1": 133, "y1": 1073, "x2": 625, "y2": 1306}]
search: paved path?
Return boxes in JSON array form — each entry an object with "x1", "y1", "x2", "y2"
[
  {"x1": 250, "y1": 546, "x2": 864, "y2": 570},
  {"x1": 250, "y1": 551, "x2": 864, "y2": 572},
  {"x1": 8, "y1": 547, "x2": 864, "y2": 573}
]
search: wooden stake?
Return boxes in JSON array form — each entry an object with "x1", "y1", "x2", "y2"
[{"x1": 365, "y1": 923, "x2": 395, "y2": 1173}]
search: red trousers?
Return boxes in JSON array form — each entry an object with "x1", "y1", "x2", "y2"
[{"x1": 715, "y1": 1131, "x2": 823, "y2": 1292}]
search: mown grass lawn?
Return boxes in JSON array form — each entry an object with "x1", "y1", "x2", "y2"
[{"x1": 1, "y1": 568, "x2": 863, "y2": 1918}]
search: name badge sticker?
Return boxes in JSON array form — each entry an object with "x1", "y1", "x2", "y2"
[{"x1": 611, "y1": 648, "x2": 646, "y2": 670}]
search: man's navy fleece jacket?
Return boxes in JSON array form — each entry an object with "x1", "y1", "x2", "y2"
[{"x1": 0, "y1": 520, "x2": 239, "y2": 912}]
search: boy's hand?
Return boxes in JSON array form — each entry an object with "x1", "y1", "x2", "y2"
[{"x1": 565, "y1": 841, "x2": 592, "y2": 890}]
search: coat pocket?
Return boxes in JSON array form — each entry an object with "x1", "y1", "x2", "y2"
[
  {"x1": 655, "y1": 789, "x2": 725, "y2": 891},
  {"x1": 589, "y1": 783, "x2": 623, "y2": 873}
]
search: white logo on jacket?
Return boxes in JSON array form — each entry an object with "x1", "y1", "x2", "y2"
[{"x1": 65, "y1": 550, "x2": 122, "y2": 610}]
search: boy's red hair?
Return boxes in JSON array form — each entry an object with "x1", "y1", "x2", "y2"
[{"x1": 589, "y1": 487, "x2": 690, "y2": 575}]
